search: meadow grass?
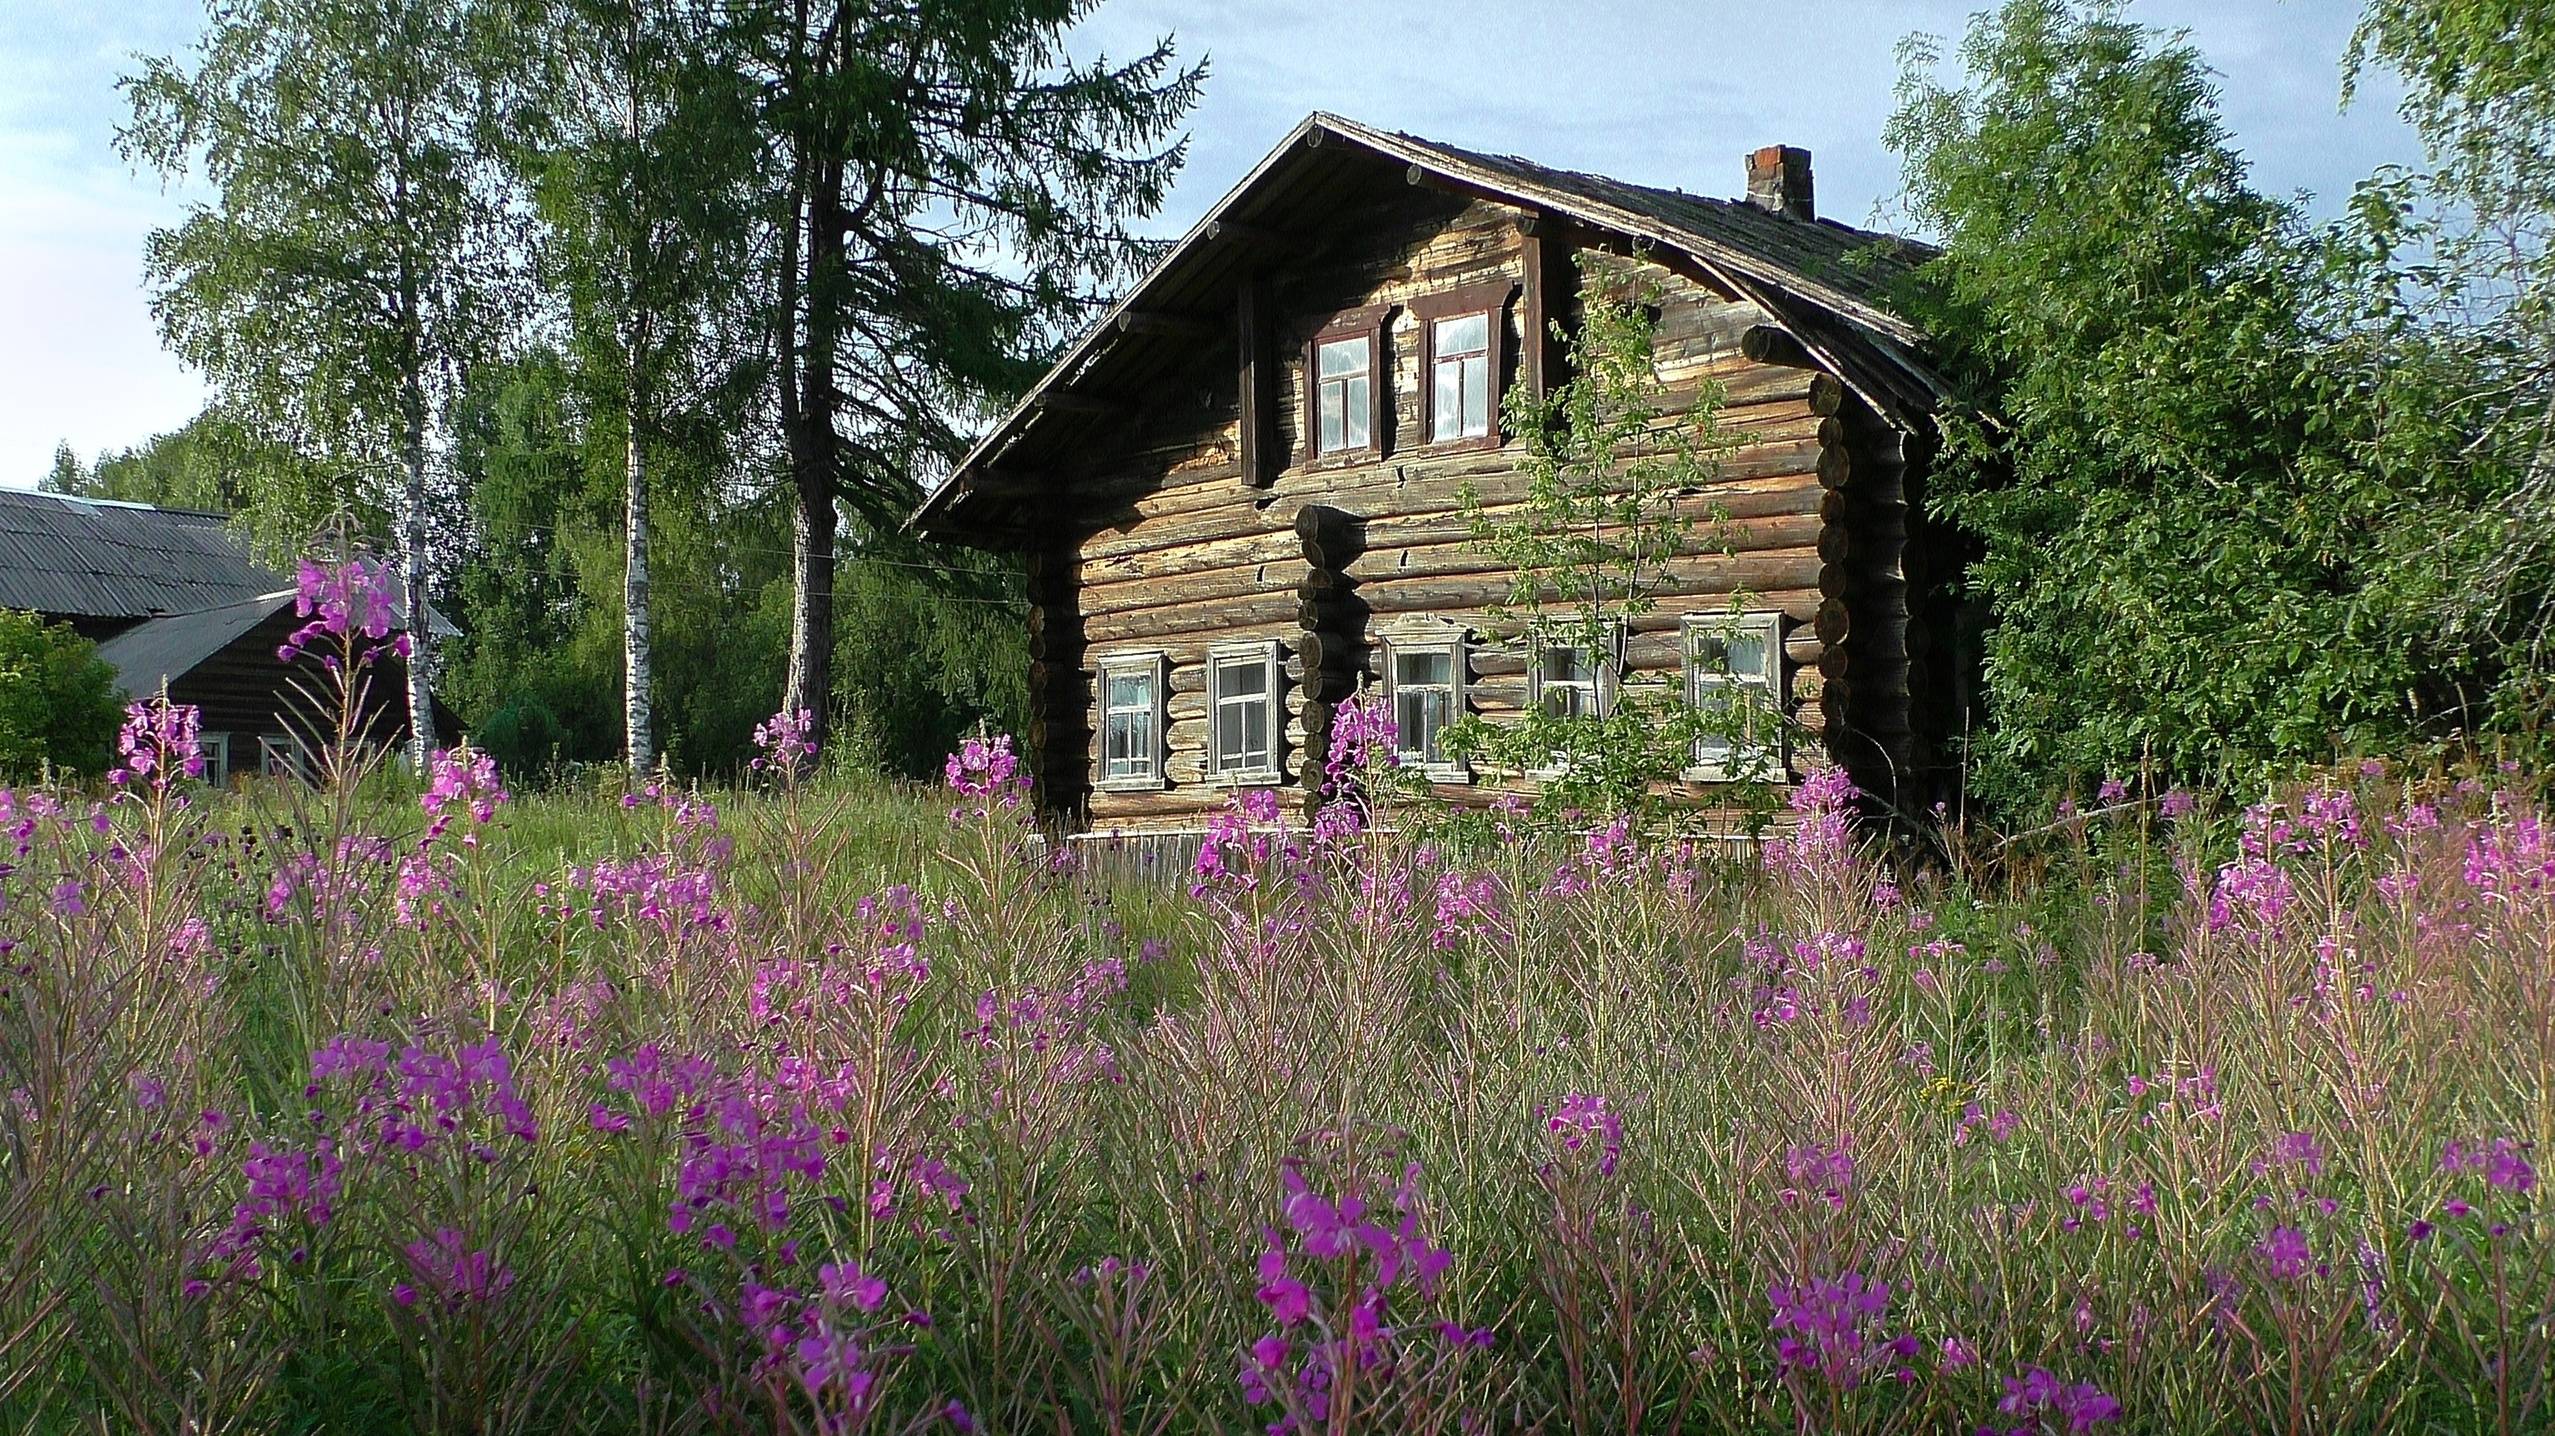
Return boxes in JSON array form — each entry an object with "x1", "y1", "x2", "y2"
[{"x1": 1, "y1": 722, "x2": 2549, "y2": 1434}]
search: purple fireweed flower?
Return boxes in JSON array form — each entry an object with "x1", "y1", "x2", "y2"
[
  {"x1": 1995, "y1": 1366, "x2": 2123, "y2": 1433},
  {"x1": 2256, "y1": 1225, "x2": 2314, "y2": 1281},
  {"x1": 401, "y1": 1228, "x2": 514, "y2": 1304},
  {"x1": 944, "y1": 733, "x2": 1031, "y2": 815},
  {"x1": 793, "y1": 1324, "x2": 876, "y2": 1404},
  {"x1": 1764, "y1": 769, "x2": 1859, "y2": 884},
  {"x1": 108, "y1": 698, "x2": 205, "y2": 794},
  {"x1": 1767, "y1": 1271, "x2": 1907, "y2": 1389},
  {"x1": 818, "y1": 1260, "x2": 888, "y2": 1313},
  {"x1": 421, "y1": 746, "x2": 507, "y2": 838},
  {"x1": 1546, "y1": 1092, "x2": 1624, "y2": 1176},
  {"x1": 1782, "y1": 1142, "x2": 1855, "y2": 1209},
  {"x1": 279, "y1": 556, "x2": 401, "y2": 665},
  {"x1": 751, "y1": 708, "x2": 818, "y2": 782}
]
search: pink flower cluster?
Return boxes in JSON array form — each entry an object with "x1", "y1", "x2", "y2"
[
  {"x1": 1766, "y1": 1269, "x2": 1918, "y2": 1390},
  {"x1": 108, "y1": 698, "x2": 204, "y2": 795},
  {"x1": 1545, "y1": 1092, "x2": 1624, "y2": 1177},
  {"x1": 422, "y1": 747, "x2": 507, "y2": 835},
  {"x1": 1242, "y1": 1159, "x2": 1472, "y2": 1430},
  {"x1": 399, "y1": 1228, "x2": 515, "y2": 1307},
  {"x1": 1986, "y1": 1366, "x2": 2123, "y2": 1434},
  {"x1": 278, "y1": 556, "x2": 408, "y2": 666},
  {"x1": 944, "y1": 733, "x2": 1030, "y2": 815},
  {"x1": 751, "y1": 708, "x2": 818, "y2": 781},
  {"x1": 309, "y1": 1033, "x2": 540, "y2": 1153}
]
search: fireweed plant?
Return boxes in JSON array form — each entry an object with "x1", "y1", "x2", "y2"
[{"x1": 2, "y1": 612, "x2": 2553, "y2": 1429}]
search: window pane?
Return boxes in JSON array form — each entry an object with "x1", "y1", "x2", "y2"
[
  {"x1": 1544, "y1": 646, "x2": 1581, "y2": 685},
  {"x1": 1398, "y1": 688, "x2": 1454, "y2": 761},
  {"x1": 1107, "y1": 672, "x2": 1149, "y2": 712},
  {"x1": 1215, "y1": 703, "x2": 1243, "y2": 768},
  {"x1": 1397, "y1": 649, "x2": 1451, "y2": 688},
  {"x1": 1460, "y1": 355, "x2": 1490, "y2": 436},
  {"x1": 1724, "y1": 630, "x2": 1767, "y2": 680},
  {"x1": 1343, "y1": 377, "x2": 1369, "y2": 448},
  {"x1": 1435, "y1": 312, "x2": 1488, "y2": 356},
  {"x1": 1318, "y1": 336, "x2": 1367, "y2": 377},
  {"x1": 1242, "y1": 702, "x2": 1270, "y2": 766},
  {"x1": 1318, "y1": 385, "x2": 1345, "y2": 453},
  {"x1": 1222, "y1": 658, "x2": 1268, "y2": 697},
  {"x1": 1433, "y1": 361, "x2": 1463, "y2": 442}
]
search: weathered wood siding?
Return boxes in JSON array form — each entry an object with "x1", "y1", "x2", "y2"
[{"x1": 1028, "y1": 187, "x2": 1912, "y2": 830}]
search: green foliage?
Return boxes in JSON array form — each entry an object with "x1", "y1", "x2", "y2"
[
  {"x1": 1441, "y1": 263, "x2": 1772, "y2": 826},
  {"x1": 44, "y1": 409, "x2": 379, "y2": 565},
  {"x1": 0, "y1": 611, "x2": 124, "y2": 779},
  {"x1": 2342, "y1": 0, "x2": 2555, "y2": 729},
  {"x1": 1884, "y1": 0, "x2": 2520, "y2": 811},
  {"x1": 830, "y1": 542, "x2": 1027, "y2": 779}
]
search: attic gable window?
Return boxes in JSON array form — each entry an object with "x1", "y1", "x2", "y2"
[
  {"x1": 1415, "y1": 282, "x2": 1514, "y2": 450},
  {"x1": 1316, "y1": 337, "x2": 1370, "y2": 454},
  {"x1": 1304, "y1": 305, "x2": 1388, "y2": 463}
]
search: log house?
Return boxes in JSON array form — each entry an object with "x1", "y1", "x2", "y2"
[{"x1": 913, "y1": 115, "x2": 1965, "y2": 833}]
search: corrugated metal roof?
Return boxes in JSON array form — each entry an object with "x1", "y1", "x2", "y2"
[
  {"x1": 93, "y1": 591, "x2": 296, "y2": 697},
  {"x1": 0, "y1": 488, "x2": 285, "y2": 618},
  {"x1": 911, "y1": 112, "x2": 1950, "y2": 541},
  {"x1": 0, "y1": 487, "x2": 458, "y2": 637}
]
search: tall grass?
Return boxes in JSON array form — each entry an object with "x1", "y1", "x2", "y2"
[{"x1": 1, "y1": 710, "x2": 2548, "y2": 1432}]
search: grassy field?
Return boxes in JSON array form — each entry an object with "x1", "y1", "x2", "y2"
[{"x1": 2, "y1": 718, "x2": 2550, "y2": 1433}]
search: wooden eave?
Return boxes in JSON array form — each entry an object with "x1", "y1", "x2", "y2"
[{"x1": 911, "y1": 112, "x2": 1949, "y2": 548}]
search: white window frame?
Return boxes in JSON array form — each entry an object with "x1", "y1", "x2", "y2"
[
  {"x1": 1681, "y1": 610, "x2": 1787, "y2": 782},
  {"x1": 1380, "y1": 619, "x2": 1469, "y2": 782},
  {"x1": 1526, "y1": 621, "x2": 1623, "y2": 779},
  {"x1": 1427, "y1": 311, "x2": 1494, "y2": 444},
  {"x1": 196, "y1": 731, "x2": 231, "y2": 787},
  {"x1": 258, "y1": 733, "x2": 311, "y2": 782},
  {"x1": 1094, "y1": 651, "x2": 1168, "y2": 792},
  {"x1": 1205, "y1": 640, "x2": 1284, "y2": 785}
]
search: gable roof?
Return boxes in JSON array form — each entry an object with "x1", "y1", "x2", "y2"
[
  {"x1": 911, "y1": 112, "x2": 1946, "y2": 541},
  {"x1": 93, "y1": 590, "x2": 298, "y2": 698}
]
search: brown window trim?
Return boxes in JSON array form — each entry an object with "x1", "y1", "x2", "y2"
[
  {"x1": 1300, "y1": 303, "x2": 1391, "y2": 469},
  {"x1": 1413, "y1": 281, "x2": 1517, "y2": 454}
]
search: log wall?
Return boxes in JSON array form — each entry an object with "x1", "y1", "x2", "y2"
[{"x1": 1027, "y1": 187, "x2": 1916, "y2": 830}]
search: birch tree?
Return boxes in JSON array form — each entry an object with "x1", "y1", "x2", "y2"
[
  {"x1": 521, "y1": 0, "x2": 761, "y2": 774},
  {"x1": 121, "y1": 0, "x2": 534, "y2": 765}
]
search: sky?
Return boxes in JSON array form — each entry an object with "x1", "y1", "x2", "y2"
[{"x1": 0, "y1": 0, "x2": 2422, "y2": 490}]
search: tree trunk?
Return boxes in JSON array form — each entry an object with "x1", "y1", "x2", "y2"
[
  {"x1": 624, "y1": 389, "x2": 654, "y2": 773},
  {"x1": 400, "y1": 354, "x2": 439, "y2": 766},
  {"x1": 779, "y1": 75, "x2": 842, "y2": 752},
  {"x1": 785, "y1": 469, "x2": 835, "y2": 738},
  {"x1": 621, "y1": 24, "x2": 655, "y2": 776}
]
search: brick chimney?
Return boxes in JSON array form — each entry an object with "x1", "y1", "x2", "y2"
[{"x1": 1744, "y1": 145, "x2": 1814, "y2": 220}]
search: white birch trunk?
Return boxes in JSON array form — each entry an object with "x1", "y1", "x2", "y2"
[
  {"x1": 401, "y1": 369, "x2": 439, "y2": 767},
  {"x1": 624, "y1": 397, "x2": 654, "y2": 772}
]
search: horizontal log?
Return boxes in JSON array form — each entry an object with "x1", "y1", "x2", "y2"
[
  {"x1": 1079, "y1": 512, "x2": 1827, "y2": 621},
  {"x1": 1352, "y1": 552, "x2": 1827, "y2": 620},
  {"x1": 1817, "y1": 444, "x2": 1852, "y2": 490},
  {"x1": 1080, "y1": 470, "x2": 1825, "y2": 578}
]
